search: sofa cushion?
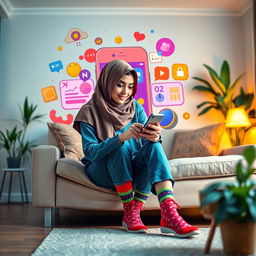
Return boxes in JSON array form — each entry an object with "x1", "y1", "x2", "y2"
[
  {"x1": 56, "y1": 158, "x2": 115, "y2": 193},
  {"x1": 47, "y1": 122, "x2": 84, "y2": 161},
  {"x1": 170, "y1": 123, "x2": 225, "y2": 159},
  {"x1": 170, "y1": 155, "x2": 243, "y2": 180},
  {"x1": 56, "y1": 154, "x2": 243, "y2": 188}
]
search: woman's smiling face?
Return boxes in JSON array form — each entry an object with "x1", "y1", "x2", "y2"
[{"x1": 111, "y1": 74, "x2": 135, "y2": 104}]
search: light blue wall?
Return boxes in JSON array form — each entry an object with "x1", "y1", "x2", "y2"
[{"x1": 0, "y1": 11, "x2": 253, "y2": 198}]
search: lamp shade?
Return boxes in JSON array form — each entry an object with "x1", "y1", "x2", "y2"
[{"x1": 226, "y1": 108, "x2": 251, "y2": 127}]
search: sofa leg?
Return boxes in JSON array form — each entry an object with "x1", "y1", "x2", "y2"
[{"x1": 44, "y1": 208, "x2": 52, "y2": 227}]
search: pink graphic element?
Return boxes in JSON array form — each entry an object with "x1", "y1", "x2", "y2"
[
  {"x1": 59, "y1": 79, "x2": 95, "y2": 110},
  {"x1": 134, "y1": 32, "x2": 146, "y2": 42},
  {"x1": 49, "y1": 110, "x2": 74, "y2": 125},
  {"x1": 84, "y1": 48, "x2": 96, "y2": 63},
  {"x1": 156, "y1": 38, "x2": 175, "y2": 57},
  {"x1": 151, "y1": 82, "x2": 184, "y2": 107},
  {"x1": 80, "y1": 82, "x2": 92, "y2": 94}
]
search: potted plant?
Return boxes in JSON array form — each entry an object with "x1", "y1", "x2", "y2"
[
  {"x1": 200, "y1": 146, "x2": 256, "y2": 255},
  {"x1": 0, "y1": 97, "x2": 44, "y2": 168},
  {"x1": 192, "y1": 60, "x2": 254, "y2": 118}
]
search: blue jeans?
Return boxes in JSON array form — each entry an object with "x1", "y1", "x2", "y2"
[{"x1": 85, "y1": 141, "x2": 173, "y2": 194}]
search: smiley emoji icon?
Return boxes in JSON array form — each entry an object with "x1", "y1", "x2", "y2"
[
  {"x1": 95, "y1": 37, "x2": 103, "y2": 45},
  {"x1": 66, "y1": 62, "x2": 82, "y2": 77},
  {"x1": 114, "y1": 36, "x2": 123, "y2": 44}
]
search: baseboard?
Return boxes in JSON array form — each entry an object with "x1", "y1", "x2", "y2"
[{"x1": 0, "y1": 192, "x2": 32, "y2": 202}]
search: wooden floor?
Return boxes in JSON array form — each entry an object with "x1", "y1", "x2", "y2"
[{"x1": 0, "y1": 203, "x2": 210, "y2": 256}]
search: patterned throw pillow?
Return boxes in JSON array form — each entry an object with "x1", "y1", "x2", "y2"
[
  {"x1": 47, "y1": 122, "x2": 84, "y2": 161},
  {"x1": 169, "y1": 123, "x2": 225, "y2": 159}
]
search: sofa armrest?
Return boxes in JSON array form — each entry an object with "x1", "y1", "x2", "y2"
[
  {"x1": 32, "y1": 145, "x2": 61, "y2": 207},
  {"x1": 222, "y1": 144, "x2": 256, "y2": 156}
]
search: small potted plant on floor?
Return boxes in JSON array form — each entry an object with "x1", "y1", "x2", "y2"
[
  {"x1": 200, "y1": 146, "x2": 256, "y2": 255},
  {"x1": 0, "y1": 97, "x2": 44, "y2": 168}
]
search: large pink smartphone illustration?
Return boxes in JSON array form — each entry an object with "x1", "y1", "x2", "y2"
[{"x1": 95, "y1": 47, "x2": 152, "y2": 116}]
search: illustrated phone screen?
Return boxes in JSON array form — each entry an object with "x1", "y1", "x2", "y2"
[{"x1": 96, "y1": 47, "x2": 152, "y2": 116}]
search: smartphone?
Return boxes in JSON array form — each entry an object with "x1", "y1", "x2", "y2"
[
  {"x1": 143, "y1": 113, "x2": 164, "y2": 131},
  {"x1": 95, "y1": 47, "x2": 152, "y2": 116}
]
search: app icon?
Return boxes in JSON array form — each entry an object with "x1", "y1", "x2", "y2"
[
  {"x1": 172, "y1": 64, "x2": 189, "y2": 80},
  {"x1": 49, "y1": 60, "x2": 63, "y2": 73},
  {"x1": 79, "y1": 69, "x2": 91, "y2": 81},
  {"x1": 154, "y1": 66, "x2": 169, "y2": 80},
  {"x1": 156, "y1": 38, "x2": 175, "y2": 57},
  {"x1": 134, "y1": 67, "x2": 144, "y2": 83},
  {"x1": 41, "y1": 86, "x2": 58, "y2": 103},
  {"x1": 149, "y1": 52, "x2": 162, "y2": 63}
]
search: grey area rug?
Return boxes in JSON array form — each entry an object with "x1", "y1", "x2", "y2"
[{"x1": 32, "y1": 227, "x2": 224, "y2": 256}]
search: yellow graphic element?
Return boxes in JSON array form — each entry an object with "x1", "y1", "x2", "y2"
[
  {"x1": 41, "y1": 86, "x2": 58, "y2": 103},
  {"x1": 137, "y1": 98, "x2": 144, "y2": 105},
  {"x1": 183, "y1": 112, "x2": 190, "y2": 120},
  {"x1": 172, "y1": 64, "x2": 189, "y2": 80},
  {"x1": 64, "y1": 28, "x2": 88, "y2": 44},
  {"x1": 95, "y1": 37, "x2": 103, "y2": 45},
  {"x1": 169, "y1": 87, "x2": 181, "y2": 101},
  {"x1": 114, "y1": 36, "x2": 123, "y2": 44},
  {"x1": 66, "y1": 62, "x2": 82, "y2": 77},
  {"x1": 58, "y1": 46, "x2": 63, "y2": 51}
]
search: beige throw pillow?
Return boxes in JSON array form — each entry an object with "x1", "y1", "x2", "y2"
[
  {"x1": 47, "y1": 122, "x2": 84, "y2": 161},
  {"x1": 169, "y1": 123, "x2": 225, "y2": 159}
]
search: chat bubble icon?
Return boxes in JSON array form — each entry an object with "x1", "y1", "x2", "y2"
[
  {"x1": 49, "y1": 60, "x2": 63, "y2": 72},
  {"x1": 149, "y1": 52, "x2": 162, "y2": 63}
]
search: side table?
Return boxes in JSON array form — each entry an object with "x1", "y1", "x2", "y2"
[{"x1": 0, "y1": 168, "x2": 28, "y2": 203}]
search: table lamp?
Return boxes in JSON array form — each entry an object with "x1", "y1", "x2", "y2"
[{"x1": 225, "y1": 108, "x2": 251, "y2": 146}]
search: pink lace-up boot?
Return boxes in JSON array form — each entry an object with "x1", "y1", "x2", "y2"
[
  {"x1": 122, "y1": 200, "x2": 148, "y2": 233},
  {"x1": 160, "y1": 198, "x2": 200, "y2": 238}
]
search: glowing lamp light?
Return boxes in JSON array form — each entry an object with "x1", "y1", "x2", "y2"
[
  {"x1": 226, "y1": 108, "x2": 251, "y2": 128},
  {"x1": 226, "y1": 108, "x2": 251, "y2": 146}
]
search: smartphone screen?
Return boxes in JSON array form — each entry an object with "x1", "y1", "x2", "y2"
[{"x1": 96, "y1": 47, "x2": 152, "y2": 116}]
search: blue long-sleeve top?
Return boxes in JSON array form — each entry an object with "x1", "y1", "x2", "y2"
[{"x1": 80, "y1": 100, "x2": 148, "y2": 166}]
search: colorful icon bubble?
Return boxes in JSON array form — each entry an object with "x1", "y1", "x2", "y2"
[
  {"x1": 58, "y1": 46, "x2": 63, "y2": 51},
  {"x1": 41, "y1": 86, "x2": 58, "y2": 103},
  {"x1": 156, "y1": 38, "x2": 175, "y2": 57},
  {"x1": 95, "y1": 37, "x2": 103, "y2": 45},
  {"x1": 79, "y1": 69, "x2": 91, "y2": 82},
  {"x1": 154, "y1": 66, "x2": 169, "y2": 81},
  {"x1": 114, "y1": 36, "x2": 123, "y2": 44},
  {"x1": 137, "y1": 98, "x2": 145, "y2": 105},
  {"x1": 49, "y1": 60, "x2": 63, "y2": 73},
  {"x1": 64, "y1": 28, "x2": 88, "y2": 44},
  {"x1": 84, "y1": 48, "x2": 96, "y2": 63},
  {"x1": 59, "y1": 79, "x2": 95, "y2": 110},
  {"x1": 149, "y1": 52, "x2": 162, "y2": 63},
  {"x1": 134, "y1": 32, "x2": 145, "y2": 42},
  {"x1": 49, "y1": 109, "x2": 74, "y2": 125},
  {"x1": 183, "y1": 112, "x2": 190, "y2": 120},
  {"x1": 159, "y1": 108, "x2": 178, "y2": 129},
  {"x1": 172, "y1": 64, "x2": 189, "y2": 80},
  {"x1": 80, "y1": 81, "x2": 92, "y2": 94},
  {"x1": 66, "y1": 62, "x2": 82, "y2": 77}
]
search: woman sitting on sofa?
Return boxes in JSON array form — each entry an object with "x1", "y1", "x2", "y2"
[{"x1": 73, "y1": 59, "x2": 199, "y2": 238}]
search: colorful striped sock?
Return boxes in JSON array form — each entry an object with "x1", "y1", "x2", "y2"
[
  {"x1": 134, "y1": 190, "x2": 150, "y2": 203},
  {"x1": 115, "y1": 181, "x2": 133, "y2": 203},
  {"x1": 157, "y1": 187, "x2": 174, "y2": 203}
]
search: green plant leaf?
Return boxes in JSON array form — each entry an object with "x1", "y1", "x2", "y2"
[
  {"x1": 200, "y1": 191, "x2": 222, "y2": 207},
  {"x1": 220, "y1": 60, "x2": 230, "y2": 89},
  {"x1": 246, "y1": 197, "x2": 256, "y2": 221},
  {"x1": 243, "y1": 146, "x2": 256, "y2": 167},
  {"x1": 192, "y1": 76, "x2": 214, "y2": 89},
  {"x1": 203, "y1": 64, "x2": 226, "y2": 94},
  {"x1": 192, "y1": 85, "x2": 215, "y2": 93},
  {"x1": 214, "y1": 202, "x2": 229, "y2": 223},
  {"x1": 197, "y1": 101, "x2": 217, "y2": 109},
  {"x1": 198, "y1": 105, "x2": 218, "y2": 116}
]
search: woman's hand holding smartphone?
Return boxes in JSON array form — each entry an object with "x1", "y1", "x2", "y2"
[{"x1": 139, "y1": 114, "x2": 164, "y2": 142}]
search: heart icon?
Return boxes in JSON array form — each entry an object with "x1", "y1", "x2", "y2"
[{"x1": 134, "y1": 32, "x2": 145, "y2": 42}]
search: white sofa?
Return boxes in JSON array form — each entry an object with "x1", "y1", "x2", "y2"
[{"x1": 32, "y1": 123, "x2": 254, "y2": 227}]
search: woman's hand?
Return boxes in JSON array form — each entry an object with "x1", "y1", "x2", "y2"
[
  {"x1": 119, "y1": 123, "x2": 144, "y2": 143},
  {"x1": 139, "y1": 123, "x2": 161, "y2": 142}
]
